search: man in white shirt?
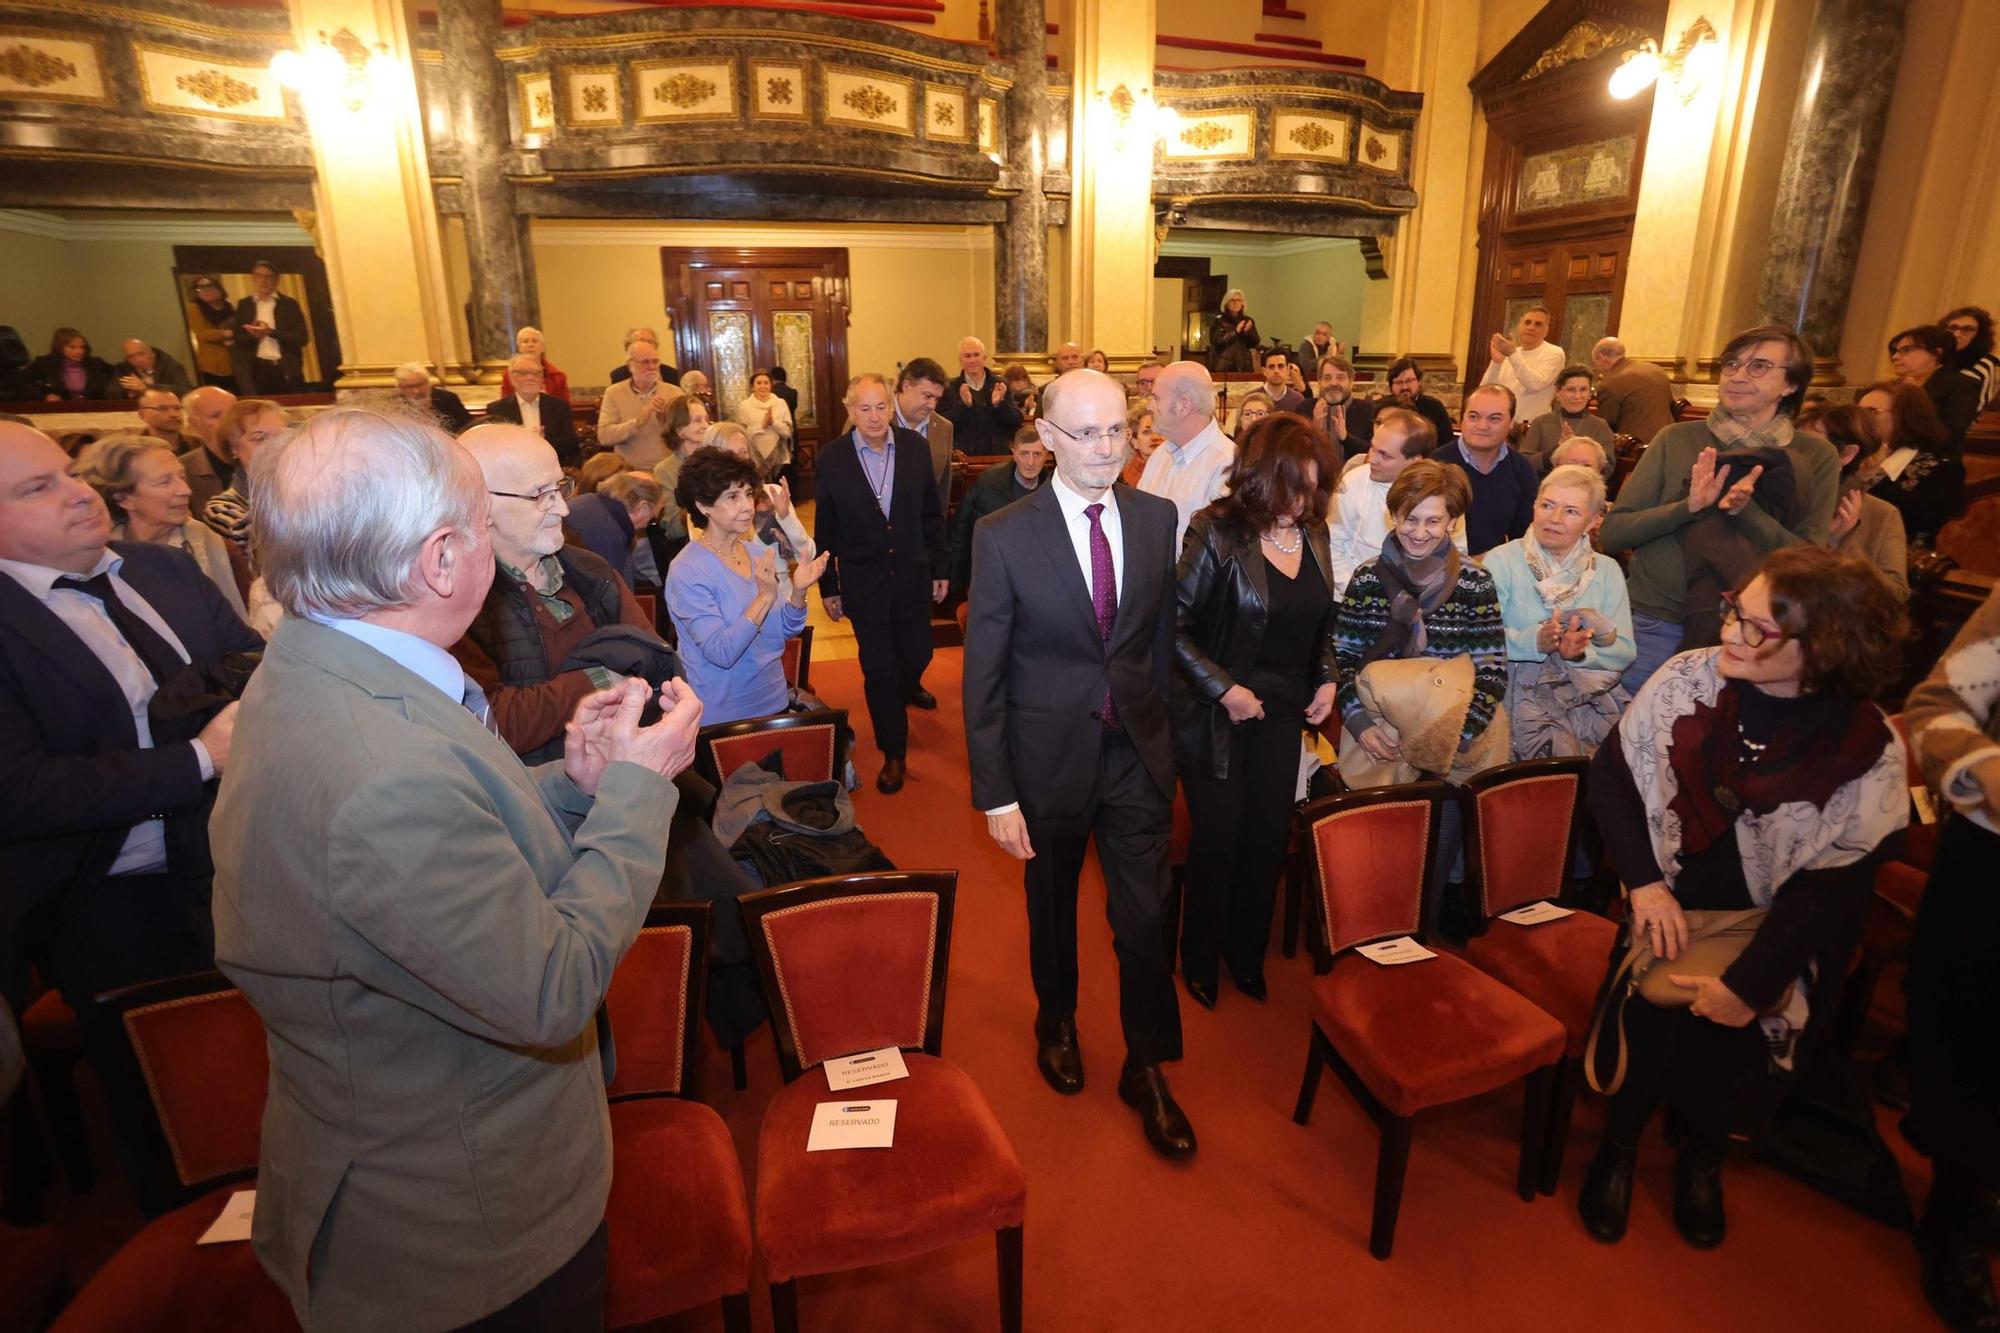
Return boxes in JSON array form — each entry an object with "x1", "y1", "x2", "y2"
[
  {"x1": 595, "y1": 340, "x2": 682, "y2": 470},
  {"x1": 230, "y1": 260, "x2": 308, "y2": 394},
  {"x1": 1139, "y1": 361, "x2": 1235, "y2": 550},
  {"x1": 1481, "y1": 305, "x2": 1566, "y2": 421},
  {"x1": 1327, "y1": 407, "x2": 1468, "y2": 597}
]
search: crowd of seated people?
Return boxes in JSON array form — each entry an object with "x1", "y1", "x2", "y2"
[{"x1": 5, "y1": 292, "x2": 1999, "y2": 1332}]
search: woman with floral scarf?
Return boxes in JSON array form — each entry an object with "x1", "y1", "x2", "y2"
[
  {"x1": 1484, "y1": 464, "x2": 1634, "y2": 758},
  {"x1": 1578, "y1": 547, "x2": 1908, "y2": 1253}
]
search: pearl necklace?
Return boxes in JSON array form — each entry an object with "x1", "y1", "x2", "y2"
[{"x1": 1263, "y1": 527, "x2": 1302, "y2": 555}]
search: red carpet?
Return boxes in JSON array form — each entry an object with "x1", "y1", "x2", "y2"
[{"x1": 674, "y1": 649, "x2": 1956, "y2": 1331}]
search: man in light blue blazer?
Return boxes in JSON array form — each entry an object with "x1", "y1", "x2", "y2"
[{"x1": 210, "y1": 407, "x2": 702, "y2": 1331}]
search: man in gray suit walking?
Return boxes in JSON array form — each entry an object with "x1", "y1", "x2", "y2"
[{"x1": 210, "y1": 407, "x2": 702, "y2": 1331}]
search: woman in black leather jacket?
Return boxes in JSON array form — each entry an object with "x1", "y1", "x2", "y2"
[{"x1": 1171, "y1": 413, "x2": 1340, "y2": 1005}]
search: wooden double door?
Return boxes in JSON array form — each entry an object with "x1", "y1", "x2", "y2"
[
  {"x1": 661, "y1": 247, "x2": 850, "y2": 489},
  {"x1": 1477, "y1": 233, "x2": 1632, "y2": 374}
]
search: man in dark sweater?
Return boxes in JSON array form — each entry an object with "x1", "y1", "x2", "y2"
[
  {"x1": 950, "y1": 425, "x2": 1048, "y2": 596},
  {"x1": 1433, "y1": 383, "x2": 1537, "y2": 555},
  {"x1": 938, "y1": 335, "x2": 1023, "y2": 455}
]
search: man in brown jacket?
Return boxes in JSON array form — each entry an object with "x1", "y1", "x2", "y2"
[{"x1": 1591, "y1": 337, "x2": 1677, "y2": 445}]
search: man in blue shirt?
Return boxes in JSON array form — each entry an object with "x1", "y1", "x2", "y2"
[{"x1": 1434, "y1": 383, "x2": 1538, "y2": 555}]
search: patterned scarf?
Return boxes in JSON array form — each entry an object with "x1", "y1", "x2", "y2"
[
  {"x1": 1705, "y1": 405, "x2": 1795, "y2": 452},
  {"x1": 1520, "y1": 534, "x2": 1596, "y2": 616},
  {"x1": 1366, "y1": 533, "x2": 1458, "y2": 665}
]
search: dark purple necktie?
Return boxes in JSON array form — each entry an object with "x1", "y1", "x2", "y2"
[{"x1": 1085, "y1": 503, "x2": 1118, "y2": 730}]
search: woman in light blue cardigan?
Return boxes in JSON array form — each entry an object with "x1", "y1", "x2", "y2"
[
  {"x1": 666, "y1": 448, "x2": 829, "y2": 726},
  {"x1": 1483, "y1": 464, "x2": 1635, "y2": 759}
]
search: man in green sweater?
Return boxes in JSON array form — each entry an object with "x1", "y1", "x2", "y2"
[{"x1": 1599, "y1": 325, "x2": 1839, "y2": 693}]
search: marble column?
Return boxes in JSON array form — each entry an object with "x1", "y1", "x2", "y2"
[
  {"x1": 1756, "y1": 0, "x2": 1908, "y2": 366},
  {"x1": 1063, "y1": 0, "x2": 1157, "y2": 356},
  {"x1": 438, "y1": 0, "x2": 536, "y2": 381},
  {"x1": 994, "y1": 0, "x2": 1048, "y2": 357}
]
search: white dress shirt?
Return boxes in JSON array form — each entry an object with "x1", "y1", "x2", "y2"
[
  {"x1": 1137, "y1": 418, "x2": 1235, "y2": 551},
  {"x1": 1480, "y1": 340, "x2": 1566, "y2": 421},
  {"x1": 517, "y1": 393, "x2": 543, "y2": 436},
  {"x1": 984, "y1": 472, "x2": 1122, "y2": 818},
  {"x1": 254, "y1": 294, "x2": 282, "y2": 362},
  {"x1": 0, "y1": 549, "x2": 209, "y2": 875}
]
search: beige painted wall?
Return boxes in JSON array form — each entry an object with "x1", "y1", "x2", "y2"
[
  {"x1": 1158, "y1": 234, "x2": 1369, "y2": 359},
  {"x1": 518, "y1": 221, "x2": 996, "y2": 393}
]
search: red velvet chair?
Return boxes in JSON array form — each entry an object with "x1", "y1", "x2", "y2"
[
  {"x1": 781, "y1": 625, "x2": 815, "y2": 691},
  {"x1": 1452, "y1": 757, "x2": 1620, "y2": 1194},
  {"x1": 603, "y1": 901, "x2": 753, "y2": 1332},
  {"x1": 1290, "y1": 783, "x2": 1567, "y2": 1259},
  {"x1": 693, "y1": 707, "x2": 849, "y2": 792},
  {"x1": 741, "y1": 871, "x2": 1026, "y2": 1333},
  {"x1": 54, "y1": 972, "x2": 296, "y2": 1332}
]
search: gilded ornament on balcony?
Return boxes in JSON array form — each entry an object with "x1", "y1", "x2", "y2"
[
  {"x1": 0, "y1": 43, "x2": 77, "y2": 88},
  {"x1": 653, "y1": 72, "x2": 716, "y2": 109},
  {"x1": 175, "y1": 68, "x2": 257, "y2": 109},
  {"x1": 1106, "y1": 82, "x2": 1135, "y2": 128},
  {"x1": 581, "y1": 85, "x2": 609, "y2": 114},
  {"x1": 533, "y1": 90, "x2": 552, "y2": 120},
  {"x1": 932, "y1": 102, "x2": 955, "y2": 127},
  {"x1": 1179, "y1": 120, "x2": 1231, "y2": 151},
  {"x1": 1287, "y1": 122, "x2": 1337, "y2": 153},
  {"x1": 841, "y1": 84, "x2": 897, "y2": 120},
  {"x1": 1364, "y1": 135, "x2": 1386, "y2": 163},
  {"x1": 766, "y1": 75, "x2": 793, "y2": 105},
  {"x1": 1522, "y1": 20, "x2": 1652, "y2": 81}
]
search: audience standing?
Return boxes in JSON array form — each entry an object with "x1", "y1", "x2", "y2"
[
  {"x1": 952, "y1": 424, "x2": 1049, "y2": 597},
  {"x1": 895, "y1": 356, "x2": 956, "y2": 498},
  {"x1": 1590, "y1": 336, "x2": 1677, "y2": 444},
  {"x1": 499, "y1": 325, "x2": 569, "y2": 402},
  {"x1": 733, "y1": 370, "x2": 795, "y2": 479},
  {"x1": 392, "y1": 363, "x2": 471, "y2": 434},
  {"x1": 608, "y1": 326, "x2": 681, "y2": 387},
  {"x1": 1309, "y1": 356, "x2": 1375, "y2": 458},
  {"x1": 1258, "y1": 349, "x2": 1305, "y2": 414},
  {"x1": 1519, "y1": 365, "x2": 1614, "y2": 472},
  {"x1": 1209, "y1": 289, "x2": 1259, "y2": 373},
  {"x1": 487, "y1": 353, "x2": 581, "y2": 468},
  {"x1": 1327, "y1": 406, "x2": 1465, "y2": 598},
  {"x1": 1599, "y1": 326, "x2": 1838, "y2": 694},
  {"x1": 597, "y1": 340, "x2": 682, "y2": 469},
  {"x1": 1481, "y1": 306, "x2": 1566, "y2": 420},
  {"x1": 1142, "y1": 361, "x2": 1237, "y2": 549},
  {"x1": 230, "y1": 260, "x2": 309, "y2": 393},
  {"x1": 79, "y1": 434, "x2": 248, "y2": 620},
  {"x1": 815, "y1": 373, "x2": 948, "y2": 794},
  {"x1": 1172, "y1": 415, "x2": 1339, "y2": 1007},
  {"x1": 112, "y1": 338, "x2": 192, "y2": 397},
  {"x1": 1435, "y1": 383, "x2": 1538, "y2": 554},
  {"x1": 183, "y1": 275, "x2": 239, "y2": 389},
  {"x1": 939, "y1": 336, "x2": 1024, "y2": 455}
]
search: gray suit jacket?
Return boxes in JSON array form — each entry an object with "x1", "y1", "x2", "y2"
[{"x1": 211, "y1": 615, "x2": 675, "y2": 1331}]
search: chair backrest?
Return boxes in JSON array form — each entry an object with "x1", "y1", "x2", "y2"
[
  {"x1": 1301, "y1": 782, "x2": 1450, "y2": 963},
  {"x1": 93, "y1": 971, "x2": 268, "y2": 1215},
  {"x1": 1460, "y1": 756, "x2": 1589, "y2": 920},
  {"x1": 604, "y1": 900, "x2": 710, "y2": 1103},
  {"x1": 740, "y1": 871, "x2": 955, "y2": 1083},
  {"x1": 781, "y1": 625, "x2": 814, "y2": 691},
  {"x1": 695, "y1": 708, "x2": 849, "y2": 791}
]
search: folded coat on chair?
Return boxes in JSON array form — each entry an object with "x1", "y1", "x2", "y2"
[{"x1": 1337, "y1": 654, "x2": 1510, "y2": 788}]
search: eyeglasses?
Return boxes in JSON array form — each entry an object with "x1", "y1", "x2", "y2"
[
  {"x1": 489, "y1": 477, "x2": 575, "y2": 507},
  {"x1": 1944, "y1": 322, "x2": 1978, "y2": 335},
  {"x1": 1719, "y1": 593, "x2": 1787, "y2": 648},
  {"x1": 1718, "y1": 356, "x2": 1782, "y2": 379},
  {"x1": 1889, "y1": 343, "x2": 1925, "y2": 357},
  {"x1": 1039, "y1": 419, "x2": 1130, "y2": 448}
]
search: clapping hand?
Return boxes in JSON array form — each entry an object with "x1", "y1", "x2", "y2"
[
  {"x1": 1686, "y1": 447, "x2": 1725, "y2": 513},
  {"x1": 750, "y1": 546, "x2": 780, "y2": 596},
  {"x1": 564, "y1": 678, "x2": 704, "y2": 794},
  {"x1": 766, "y1": 477, "x2": 794, "y2": 518},
  {"x1": 1830, "y1": 488, "x2": 1863, "y2": 540},
  {"x1": 1557, "y1": 614, "x2": 1593, "y2": 660},
  {"x1": 1718, "y1": 464, "x2": 1764, "y2": 515},
  {"x1": 791, "y1": 549, "x2": 831, "y2": 594},
  {"x1": 991, "y1": 381, "x2": 1007, "y2": 405},
  {"x1": 959, "y1": 382, "x2": 975, "y2": 407},
  {"x1": 1489, "y1": 333, "x2": 1513, "y2": 361}
]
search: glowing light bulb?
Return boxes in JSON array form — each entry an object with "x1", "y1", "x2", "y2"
[
  {"x1": 1608, "y1": 47, "x2": 1661, "y2": 100},
  {"x1": 270, "y1": 49, "x2": 303, "y2": 90}
]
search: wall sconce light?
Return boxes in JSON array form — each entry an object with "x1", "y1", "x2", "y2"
[
  {"x1": 1609, "y1": 17, "x2": 1720, "y2": 103},
  {"x1": 1094, "y1": 82, "x2": 1179, "y2": 151},
  {"x1": 271, "y1": 27, "x2": 388, "y2": 111}
]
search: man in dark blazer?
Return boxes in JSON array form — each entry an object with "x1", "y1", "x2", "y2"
[
  {"x1": 815, "y1": 372, "x2": 947, "y2": 794},
  {"x1": 230, "y1": 259, "x2": 310, "y2": 393},
  {"x1": 962, "y1": 369, "x2": 1195, "y2": 1161},
  {"x1": 939, "y1": 335, "x2": 1023, "y2": 454},
  {"x1": 486, "y1": 354, "x2": 582, "y2": 468},
  {"x1": 0, "y1": 421, "x2": 261, "y2": 1014},
  {"x1": 391, "y1": 363, "x2": 472, "y2": 434}
]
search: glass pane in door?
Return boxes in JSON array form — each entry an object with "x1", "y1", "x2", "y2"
[
  {"x1": 1562, "y1": 294, "x2": 1612, "y2": 359},
  {"x1": 772, "y1": 312, "x2": 816, "y2": 429},
  {"x1": 707, "y1": 311, "x2": 752, "y2": 418}
]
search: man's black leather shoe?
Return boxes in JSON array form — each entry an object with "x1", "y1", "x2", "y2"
[
  {"x1": 1231, "y1": 970, "x2": 1268, "y2": 1002},
  {"x1": 1035, "y1": 1021, "x2": 1084, "y2": 1095},
  {"x1": 1118, "y1": 1063, "x2": 1196, "y2": 1160},
  {"x1": 908, "y1": 687, "x2": 938, "y2": 710},
  {"x1": 876, "y1": 758, "x2": 905, "y2": 794},
  {"x1": 1183, "y1": 975, "x2": 1218, "y2": 1010}
]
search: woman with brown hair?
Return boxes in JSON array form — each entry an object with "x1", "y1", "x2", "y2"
[
  {"x1": 1856, "y1": 377, "x2": 1965, "y2": 546},
  {"x1": 184, "y1": 275, "x2": 239, "y2": 389},
  {"x1": 1579, "y1": 545, "x2": 1909, "y2": 1251},
  {"x1": 1801, "y1": 403, "x2": 1907, "y2": 600},
  {"x1": 1172, "y1": 414, "x2": 1339, "y2": 1004}
]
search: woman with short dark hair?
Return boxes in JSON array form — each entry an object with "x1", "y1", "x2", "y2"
[
  {"x1": 1857, "y1": 378, "x2": 1964, "y2": 546},
  {"x1": 29, "y1": 327, "x2": 116, "y2": 401},
  {"x1": 1580, "y1": 545, "x2": 1909, "y2": 1251},
  {"x1": 1518, "y1": 364, "x2": 1614, "y2": 472},
  {"x1": 664, "y1": 447, "x2": 829, "y2": 725},
  {"x1": 1940, "y1": 305, "x2": 1997, "y2": 410},
  {"x1": 1889, "y1": 323, "x2": 1983, "y2": 445},
  {"x1": 1803, "y1": 404, "x2": 1907, "y2": 600},
  {"x1": 1172, "y1": 414, "x2": 1339, "y2": 1004}
]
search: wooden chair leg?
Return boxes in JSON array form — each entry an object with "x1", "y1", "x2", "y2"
[
  {"x1": 1518, "y1": 1065, "x2": 1556, "y2": 1203},
  {"x1": 1540, "y1": 1056, "x2": 1582, "y2": 1197},
  {"x1": 730, "y1": 1042, "x2": 748, "y2": 1091},
  {"x1": 769, "y1": 1278, "x2": 799, "y2": 1333},
  {"x1": 721, "y1": 1291, "x2": 752, "y2": 1333},
  {"x1": 1370, "y1": 1115, "x2": 1414, "y2": 1260},
  {"x1": 997, "y1": 1223, "x2": 1023, "y2": 1333},
  {"x1": 1292, "y1": 1028, "x2": 1327, "y2": 1125}
]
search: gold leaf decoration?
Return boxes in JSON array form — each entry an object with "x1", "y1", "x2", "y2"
[
  {"x1": 652, "y1": 72, "x2": 716, "y2": 109},
  {"x1": 1179, "y1": 120, "x2": 1231, "y2": 150},
  {"x1": 581, "y1": 84, "x2": 608, "y2": 114},
  {"x1": 1522, "y1": 20, "x2": 1653, "y2": 81},
  {"x1": 766, "y1": 75, "x2": 793, "y2": 105},
  {"x1": 841, "y1": 84, "x2": 897, "y2": 120},
  {"x1": 175, "y1": 68, "x2": 256, "y2": 109},
  {"x1": 533, "y1": 90, "x2": 552, "y2": 120},
  {"x1": 1364, "y1": 135, "x2": 1386, "y2": 163},
  {"x1": 0, "y1": 42, "x2": 78, "y2": 88},
  {"x1": 932, "y1": 101, "x2": 955, "y2": 127},
  {"x1": 1287, "y1": 121, "x2": 1337, "y2": 152}
]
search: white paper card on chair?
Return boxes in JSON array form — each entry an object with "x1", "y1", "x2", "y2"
[
  {"x1": 806, "y1": 1100, "x2": 899, "y2": 1152},
  {"x1": 1498, "y1": 901, "x2": 1576, "y2": 926},
  {"x1": 1356, "y1": 936, "x2": 1436, "y2": 966},
  {"x1": 196, "y1": 1190, "x2": 256, "y2": 1245},
  {"x1": 824, "y1": 1046, "x2": 909, "y2": 1092}
]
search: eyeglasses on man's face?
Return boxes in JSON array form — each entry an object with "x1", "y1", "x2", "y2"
[
  {"x1": 1720, "y1": 592, "x2": 1787, "y2": 648},
  {"x1": 1718, "y1": 356, "x2": 1782, "y2": 379},
  {"x1": 1040, "y1": 419, "x2": 1130, "y2": 448},
  {"x1": 489, "y1": 477, "x2": 576, "y2": 507}
]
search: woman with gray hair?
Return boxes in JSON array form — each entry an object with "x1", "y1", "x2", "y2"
[
  {"x1": 700, "y1": 421, "x2": 815, "y2": 563},
  {"x1": 563, "y1": 469, "x2": 661, "y2": 586},
  {"x1": 1209, "y1": 289, "x2": 1259, "y2": 373},
  {"x1": 1483, "y1": 463, "x2": 1635, "y2": 758},
  {"x1": 78, "y1": 433, "x2": 248, "y2": 618}
]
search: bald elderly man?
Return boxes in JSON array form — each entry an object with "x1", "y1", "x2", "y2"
[
  {"x1": 448, "y1": 424, "x2": 766, "y2": 1046},
  {"x1": 177, "y1": 385, "x2": 238, "y2": 516},
  {"x1": 939, "y1": 334, "x2": 1022, "y2": 454},
  {"x1": 111, "y1": 338, "x2": 192, "y2": 398},
  {"x1": 1051, "y1": 342, "x2": 1084, "y2": 374}
]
